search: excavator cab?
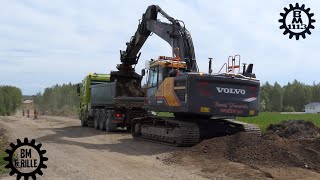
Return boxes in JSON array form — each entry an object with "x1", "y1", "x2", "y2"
[{"x1": 145, "y1": 56, "x2": 186, "y2": 98}]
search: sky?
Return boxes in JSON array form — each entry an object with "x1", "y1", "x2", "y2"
[{"x1": 0, "y1": 0, "x2": 319, "y2": 95}]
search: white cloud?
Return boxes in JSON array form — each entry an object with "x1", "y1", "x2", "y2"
[{"x1": 0, "y1": 0, "x2": 319, "y2": 94}]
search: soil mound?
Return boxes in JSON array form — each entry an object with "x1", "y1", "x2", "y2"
[
  {"x1": 166, "y1": 120, "x2": 320, "y2": 174},
  {"x1": 267, "y1": 120, "x2": 320, "y2": 139}
]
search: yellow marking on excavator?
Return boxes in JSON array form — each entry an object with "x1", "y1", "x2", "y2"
[
  {"x1": 150, "y1": 60, "x2": 187, "y2": 69},
  {"x1": 155, "y1": 77, "x2": 180, "y2": 106},
  {"x1": 173, "y1": 86, "x2": 186, "y2": 90},
  {"x1": 200, "y1": 107, "x2": 210, "y2": 113}
]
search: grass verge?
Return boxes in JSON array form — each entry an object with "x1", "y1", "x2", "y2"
[
  {"x1": 238, "y1": 112, "x2": 320, "y2": 133},
  {"x1": 156, "y1": 112, "x2": 320, "y2": 133},
  {"x1": 0, "y1": 130, "x2": 9, "y2": 175}
]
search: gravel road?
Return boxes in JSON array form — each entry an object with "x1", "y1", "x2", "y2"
[
  {"x1": 0, "y1": 115, "x2": 207, "y2": 180},
  {"x1": 2, "y1": 115, "x2": 319, "y2": 180}
]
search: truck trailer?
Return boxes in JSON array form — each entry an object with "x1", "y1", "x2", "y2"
[{"x1": 77, "y1": 73, "x2": 146, "y2": 131}]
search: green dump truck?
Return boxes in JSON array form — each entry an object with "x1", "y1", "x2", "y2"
[{"x1": 77, "y1": 73, "x2": 146, "y2": 131}]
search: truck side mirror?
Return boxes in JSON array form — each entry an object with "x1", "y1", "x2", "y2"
[
  {"x1": 141, "y1": 69, "x2": 146, "y2": 76},
  {"x1": 76, "y1": 84, "x2": 81, "y2": 96}
]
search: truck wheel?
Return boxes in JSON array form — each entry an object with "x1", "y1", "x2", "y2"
[
  {"x1": 106, "y1": 110, "x2": 117, "y2": 132},
  {"x1": 87, "y1": 110, "x2": 94, "y2": 128},
  {"x1": 94, "y1": 109, "x2": 100, "y2": 130},
  {"x1": 81, "y1": 111, "x2": 88, "y2": 127},
  {"x1": 99, "y1": 109, "x2": 107, "y2": 131},
  {"x1": 88, "y1": 118, "x2": 94, "y2": 127},
  {"x1": 87, "y1": 109, "x2": 94, "y2": 127}
]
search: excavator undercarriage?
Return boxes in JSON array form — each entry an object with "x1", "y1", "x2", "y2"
[{"x1": 132, "y1": 117, "x2": 261, "y2": 146}]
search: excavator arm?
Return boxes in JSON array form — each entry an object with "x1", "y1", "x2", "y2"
[{"x1": 117, "y1": 5, "x2": 198, "y2": 74}]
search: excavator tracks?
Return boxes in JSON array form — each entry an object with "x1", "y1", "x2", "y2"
[
  {"x1": 132, "y1": 117, "x2": 200, "y2": 147},
  {"x1": 131, "y1": 117, "x2": 261, "y2": 147},
  {"x1": 222, "y1": 119, "x2": 262, "y2": 136}
]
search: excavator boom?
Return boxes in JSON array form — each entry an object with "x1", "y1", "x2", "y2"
[{"x1": 118, "y1": 5, "x2": 198, "y2": 73}]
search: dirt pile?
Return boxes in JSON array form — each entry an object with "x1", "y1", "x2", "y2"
[
  {"x1": 166, "y1": 120, "x2": 320, "y2": 174},
  {"x1": 227, "y1": 133, "x2": 320, "y2": 170},
  {"x1": 267, "y1": 120, "x2": 320, "y2": 139},
  {"x1": 116, "y1": 78, "x2": 144, "y2": 97}
]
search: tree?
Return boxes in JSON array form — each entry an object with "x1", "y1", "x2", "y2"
[
  {"x1": 270, "y1": 82, "x2": 283, "y2": 111},
  {"x1": 0, "y1": 86, "x2": 22, "y2": 116},
  {"x1": 260, "y1": 82, "x2": 272, "y2": 111},
  {"x1": 311, "y1": 82, "x2": 320, "y2": 102},
  {"x1": 33, "y1": 83, "x2": 79, "y2": 115},
  {"x1": 261, "y1": 80, "x2": 319, "y2": 112}
]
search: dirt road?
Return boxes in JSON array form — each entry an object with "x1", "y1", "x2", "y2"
[
  {"x1": 0, "y1": 115, "x2": 206, "y2": 180},
  {"x1": 2, "y1": 115, "x2": 320, "y2": 180}
]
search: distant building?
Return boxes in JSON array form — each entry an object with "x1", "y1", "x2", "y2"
[{"x1": 305, "y1": 102, "x2": 320, "y2": 114}]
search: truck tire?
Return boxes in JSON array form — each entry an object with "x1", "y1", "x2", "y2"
[
  {"x1": 87, "y1": 113, "x2": 94, "y2": 127},
  {"x1": 81, "y1": 111, "x2": 88, "y2": 127},
  {"x1": 106, "y1": 110, "x2": 117, "y2": 132},
  {"x1": 87, "y1": 109, "x2": 94, "y2": 127},
  {"x1": 99, "y1": 109, "x2": 107, "y2": 131},
  {"x1": 94, "y1": 109, "x2": 101, "y2": 130}
]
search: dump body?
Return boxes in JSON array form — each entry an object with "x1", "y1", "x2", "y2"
[
  {"x1": 90, "y1": 82, "x2": 116, "y2": 107},
  {"x1": 78, "y1": 73, "x2": 146, "y2": 131},
  {"x1": 90, "y1": 82, "x2": 145, "y2": 108}
]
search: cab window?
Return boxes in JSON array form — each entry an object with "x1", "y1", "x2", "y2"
[
  {"x1": 82, "y1": 80, "x2": 85, "y2": 95},
  {"x1": 148, "y1": 67, "x2": 158, "y2": 87}
]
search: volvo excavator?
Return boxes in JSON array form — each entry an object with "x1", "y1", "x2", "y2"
[{"x1": 111, "y1": 5, "x2": 261, "y2": 146}]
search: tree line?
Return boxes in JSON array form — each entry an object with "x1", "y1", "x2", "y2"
[
  {"x1": 0, "y1": 86, "x2": 22, "y2": 116},
  {"x1": 260, "y1": 80, "x2": 320, "y2": 112},
  {"x1": 33, "y1": 83, "x2": 79, "y2": 116}
]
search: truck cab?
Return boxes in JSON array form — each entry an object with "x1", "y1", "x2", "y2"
[
  {"x1": 77, "y1": 73, "x2": 110, "y2": 116},
  {"x1": 77, "y1": 73, "x2": 110, "y2": 127}
]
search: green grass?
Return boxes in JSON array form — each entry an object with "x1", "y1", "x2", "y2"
[
  {"x1": 0, "y1": 139, "x2": 9, "y2": 174},
  {"x1": 238, "y1": 112, "x2": 320, "y2": 133},
  {"x1": 156, "y1": 112, "x2": 320, "y2": 133}
]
